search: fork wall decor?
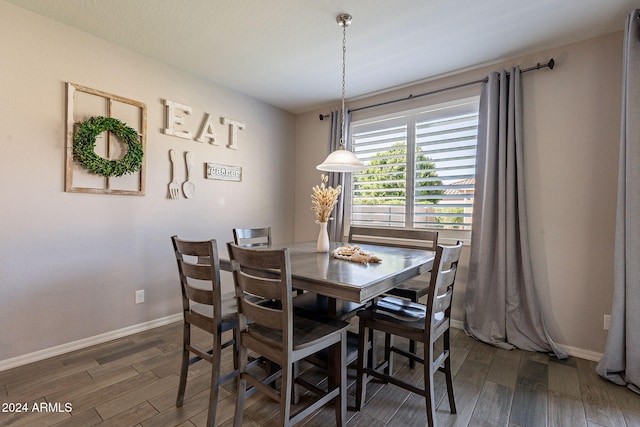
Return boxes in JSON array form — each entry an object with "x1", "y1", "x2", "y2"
[
  {"x1": 168, "y1": 150, "x2": 197, "y2": 199},
  {"x1": 168, "y1": 149, "x2": 180, "y2": 199}
]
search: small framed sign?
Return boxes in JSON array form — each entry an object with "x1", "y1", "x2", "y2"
[{"x1": 206, "y1": 162, "x2": 242, "y2": 182}]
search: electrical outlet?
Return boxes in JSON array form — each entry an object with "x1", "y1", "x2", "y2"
[
  {"x1": 604, "y1": 314, "x2": 611, "y2": 330},
  {"x1": 135, "y1": 290, "x2": 145, "y2": 304}
]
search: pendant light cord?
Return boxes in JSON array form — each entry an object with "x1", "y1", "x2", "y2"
[
  {"x1": 315, "y1": 13, "x2": 365, "y2": 172},
  {"x1": 340, "y1": 20, "x2": 347, "y2": 147}
]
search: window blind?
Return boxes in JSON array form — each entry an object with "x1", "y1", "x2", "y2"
[{"x1": 350, "y1": 98, "x2": 479, "y2": 230}]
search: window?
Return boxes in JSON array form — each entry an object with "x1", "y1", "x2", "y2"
[{"x1": 348, "y1": 97, "x2": 479, "y2": 231}]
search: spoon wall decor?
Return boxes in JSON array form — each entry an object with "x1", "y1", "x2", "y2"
[{"x1": 182, "y1": 151, "x2": 195, "y2": 198}]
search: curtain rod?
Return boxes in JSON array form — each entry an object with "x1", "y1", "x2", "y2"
[{"x1": 319, "y1": 58, "x2": 555, "y2": 119}]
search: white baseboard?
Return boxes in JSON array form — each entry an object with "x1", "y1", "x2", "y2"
[
  {"x1": 0, "y1": 313, "x2": 182, "y2": 372},
  {"x1": 450, "y1": 319, "x2": 603, "y2": 362},
  {"x1": 556, "y1": 344, "x2": 603, "y2": 362},
  {"x1": 450, "y1": 319, "x2": 464, "y2": 330},
  {"x1": 1, "y1": 314, "x2": 603, "y2": 372}
]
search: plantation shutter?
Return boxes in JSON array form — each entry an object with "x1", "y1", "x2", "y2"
[
  {"x1": 351, "y1": 120, "x2": 408, "y2": 227},
  {"x1": 414, "y1": 112, "x2": 478, "y2": 229},
  {"x1": 349, "y1": 98, "x2": 478, "y2": 230}
]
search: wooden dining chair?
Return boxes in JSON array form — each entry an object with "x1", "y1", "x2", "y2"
[
  {"x1": 171, "y1": 236, "x2": 240, "y2": 427},
  {"x1": 233, "y1": 226, "x2": 272, "y2": 247},
  {"x1": 234, "y1": 225, "x2": 301, "y2": 400},
  {"x1": 348, "y1": 226, "x2": 438, "y2": 366},
  {"x1": 355, "y1": 241, "x2": 463, "y2": 427},
  {"x1": 234, "y1": 226, "x2": 306, "y2": 297},
  {"x1": 228, "y1": 243, "x2": 349, "y2": 427}
]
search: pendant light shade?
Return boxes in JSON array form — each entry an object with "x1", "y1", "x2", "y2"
[
  {"x1": 316, "y1": 13, "x2": 365, "y2": 173},
  {"x1": 317, "y1": 146, "x2": 365, "y2": 172}
]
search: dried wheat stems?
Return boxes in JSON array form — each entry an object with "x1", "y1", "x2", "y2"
[{"x1": 311, "y1": 174, "x2": 342, "y2": 223}]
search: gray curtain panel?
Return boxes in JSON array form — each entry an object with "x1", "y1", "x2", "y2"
[
  {"x1": 463, "y1": 68, "x2": 566, "y2": 358},
  {"x1": 327, "y1": 109, "x2": 349, "y2": 241},
  {"x1": 596, "y1": 9, "x2": 640, "y2": 394}
]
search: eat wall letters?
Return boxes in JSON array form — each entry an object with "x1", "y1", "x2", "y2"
[{"x1": 162, "y1": 99, "x2": 245, "y2": 150}]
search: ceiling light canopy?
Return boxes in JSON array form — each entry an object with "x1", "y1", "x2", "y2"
[{"x1": 316, "y1": 13, "x2": 366, "y2": 173}]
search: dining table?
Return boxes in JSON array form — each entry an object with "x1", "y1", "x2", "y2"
[
  {"x1": 220, "y1": 239, "x2": 435, "y2": 409},
  {"x1": 220, "y1": 240, "x2": 435, "y2": 319}
]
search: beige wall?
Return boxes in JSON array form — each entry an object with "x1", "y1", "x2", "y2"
[
  {"x1": 295, "y1": 32, "x2": 623, "y2": 358},
  {"x1": 0, "y1": 1, "x2": 295, "y2": 363}
]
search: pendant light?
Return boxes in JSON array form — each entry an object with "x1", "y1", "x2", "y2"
[{"x1": 316, "y1": 13, "x2": 366, "y2": 172}]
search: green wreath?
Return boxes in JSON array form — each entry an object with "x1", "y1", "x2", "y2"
[{"x1": 73, "y1": 116, "x2": 144, "y2": 177}]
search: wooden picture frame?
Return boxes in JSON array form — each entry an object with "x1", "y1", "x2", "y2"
[{"x1": 65, "y1": 82, "x2": 147, "y2": 196}]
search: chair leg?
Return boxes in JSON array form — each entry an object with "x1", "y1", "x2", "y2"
[
  {"x1": 443, "y1": 331, "x2": 456, "y2": 414},
  {"x1": 425, "y1": 341, "x2": 436, "y2": 427},
  {"x1": 232, "y1": 327, "x2": 239, "y2": 371},
  {"x1": 425, "y1": 363, "x2": 437, "y2": 427},
  {"x1": 355, "y1": 318, "x2": 369, "y2": 411},
  {"x1": 329, "y1": 332, "x2": 347, "y2": 426},
  {"x1": 384, "y1": 333, "x2": 393, "y2": 376},
  {"x1": 444, "y1": 356, "x2": 456, "y2": 414},
  {"x1": 206, "y1": 336, "x2": 222, "y2": 427},
  {"x1": 367, "y1": 328, "x2": 376, "y2": 369},
  {"x1": 234, "y1": 344, "x2": 249, "y2": 427},
  {"x1": 408, "y1": 295, "x2": 418, "y2": 368},
  {"x1": 281, "y1": 360, "x2": 294, "y2": 426},
  {"x1": 176, "y1": 322, "x2": 190, "y2": 407},
  {"x1": 292, "y1": 361, "x2": 300, "y2": 404}
]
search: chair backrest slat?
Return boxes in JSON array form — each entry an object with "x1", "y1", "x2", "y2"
[
  {"x1": 348, "y1": 226, "x2": 438, "y2": 251},
  {"x1": 233, "y1": 227, "x2": 272, "y2": 248},
  {"x1": 433, "y1": 288, "x2": 453, "y2": 314},
  {"x1": 433, "y1": 267, "x2": 457, "y2": 293},
  {"x1": 241, "y1": 299, "x2": 283, "y2": 330},
  {"x1": 237, "y1": 273, "x2": 284, "y2": 301},
  {"x1": 173, "y1": 238, "x2": 215, "y2": 257},
  {"x1": 180, "y1": 262, "x2": 213, "y2": 281},
  {"x1": 184, "y1": 284, "x2": 215, "y2": 306}
]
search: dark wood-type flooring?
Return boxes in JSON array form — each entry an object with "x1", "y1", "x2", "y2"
[{"x1": 1, "y1": 320, "x2": 639, "y2": 426}]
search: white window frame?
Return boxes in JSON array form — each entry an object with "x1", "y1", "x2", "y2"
[{"x1": 344, "y1": 96, "x2": 480, "y2": 245}]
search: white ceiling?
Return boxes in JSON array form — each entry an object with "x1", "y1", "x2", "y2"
[{"x1": 7, "y1": 0, "x2": 638, "y2": 114}]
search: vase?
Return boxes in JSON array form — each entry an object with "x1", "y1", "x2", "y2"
[{"x1": 317, "y1": 221, "x2": 330, "y2": 253}]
